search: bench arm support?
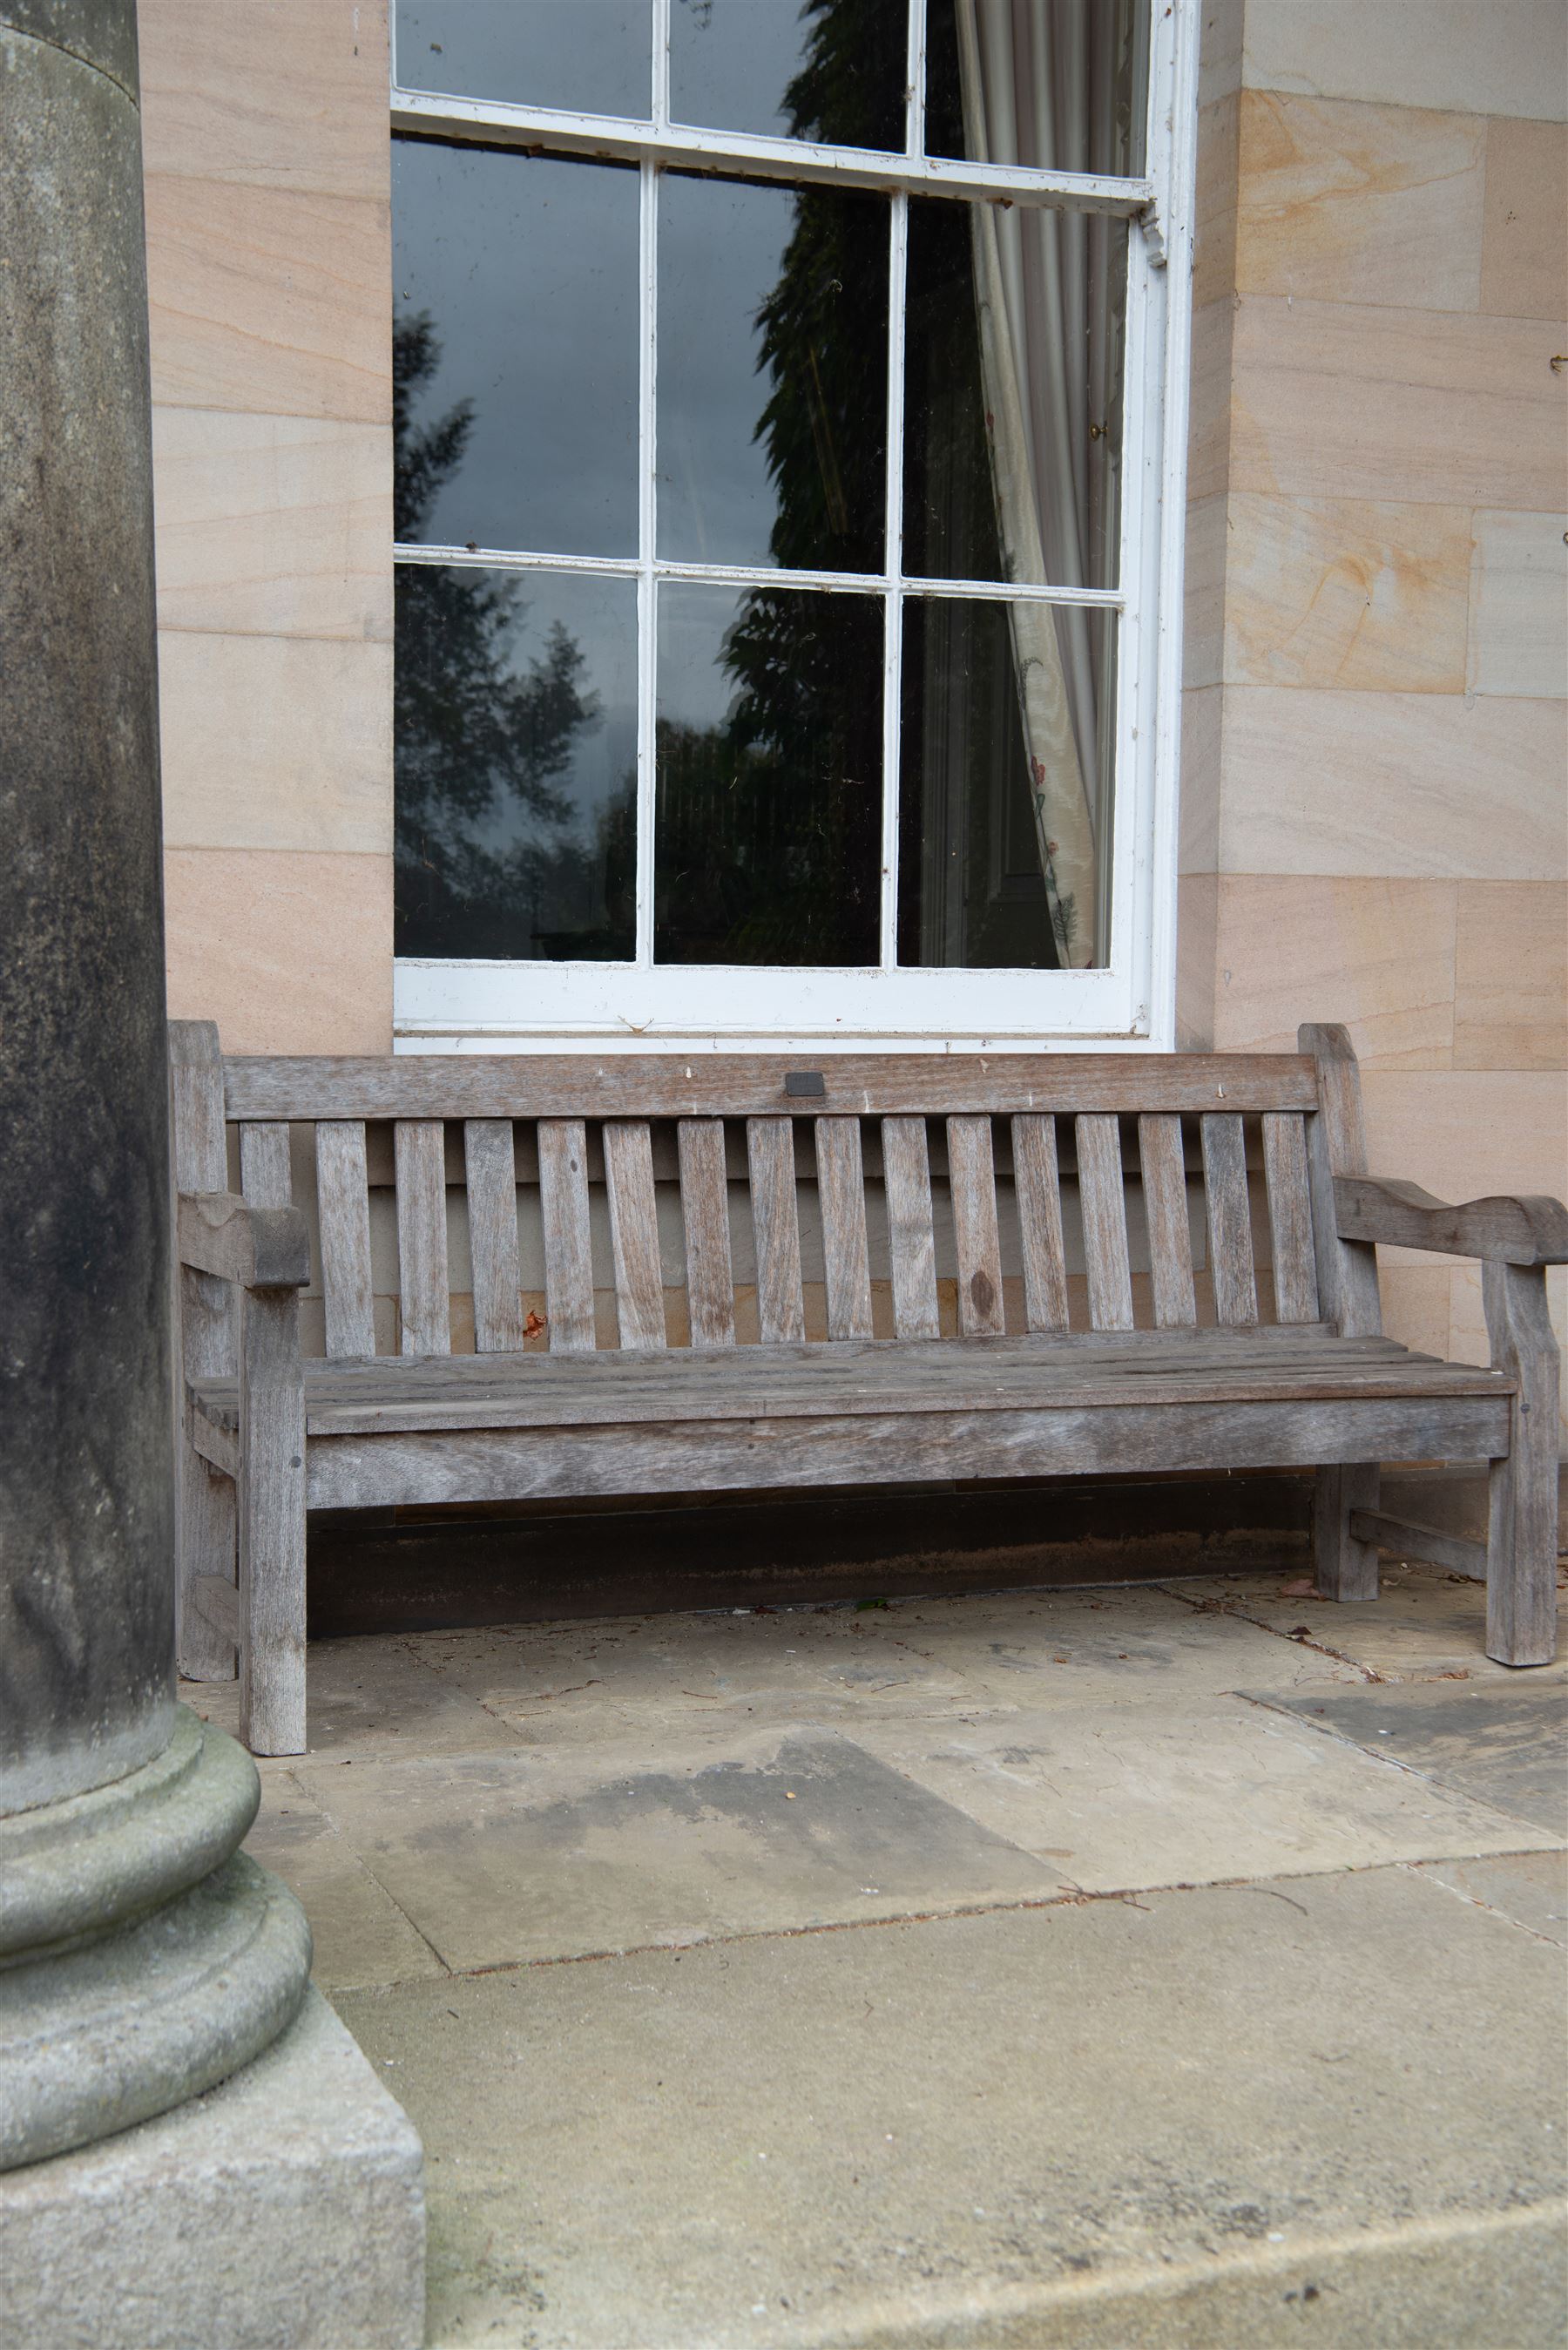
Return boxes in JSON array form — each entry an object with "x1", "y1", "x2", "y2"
[
  {"x1": 1335, "y1": 1176, "x2": 1568, "y2": 1268},
  {"x1": 177, "y1": 1191, "x2": 310, "y2": 1290}
]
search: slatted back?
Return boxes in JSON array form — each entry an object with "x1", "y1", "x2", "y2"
[{"x1": 200, "y1": 1050, "x2": 1336, "y2": 1358}]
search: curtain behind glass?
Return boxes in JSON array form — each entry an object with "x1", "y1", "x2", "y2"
[{"x1": 954, "y1": 0, "x2": 1136, "y2": 966}]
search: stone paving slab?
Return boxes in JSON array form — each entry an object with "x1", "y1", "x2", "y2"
[
  {"x1": 406, "y1": 1608, "x2": 990, "y2": 1730},
  {"x1": 244, "y1": 1778, "x2": 449, "y2": 1994},
  {"x1": 1252, "y1": 1678, "x2": 1568, "y2": 1838},
  {"x1": 334, "y1": 1866, "x2": 1567, "y2": 2350},
  {"x1": 192, "y1": 1634, "x2": 526, "y2": 1760},
  {"x1": 848, "y1": 1694, "x2": 1545, "y2": 1892},
  {"x1": 1408, "y1": 1848, "x2": 1568, "y2": 1946},
  {"x1": 1162, "y1": 1562, "x2": 1568, "y2": 1686},
  {"x1": 297, "y1": 1726, "x2": 1070, "y2": 1970},
  {"x1": 836, "y1": 1586, "x2": 1360, "y2": 1710}
]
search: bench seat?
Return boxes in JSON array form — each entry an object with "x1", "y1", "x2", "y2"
[
  {"x1": 169, "y1": 1021, "x2": 1564, "y2": 1753},
  {"x1": 185, "y1": 1328, "x2": 1515, "y2": 1522}
]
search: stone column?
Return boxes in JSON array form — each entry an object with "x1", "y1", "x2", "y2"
[{"x1": 0, "y1": 0, "x2": 310, "y2": 2168}]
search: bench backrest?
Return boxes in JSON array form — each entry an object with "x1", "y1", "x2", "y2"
[{"x1": 172, "y1": 1034, "x2": 1361, "y2": 1361}]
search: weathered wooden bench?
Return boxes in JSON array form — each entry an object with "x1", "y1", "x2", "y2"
[{"x1": 170, "y1": 1021, "x2": 1565, "y2": 1754}]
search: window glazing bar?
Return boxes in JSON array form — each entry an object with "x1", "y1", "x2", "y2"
[
  {"x1": 390, "y1": 94, "x2": 1153, "y2": 216},
  {"x1": 393, "y1": 544, "x2": 1124, "y2": 609}
]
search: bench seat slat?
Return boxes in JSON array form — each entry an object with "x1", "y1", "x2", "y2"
[
  {"x1": 315, "y1": 1120, "x2": 376, "y2": 1358},
  {"x1": 537, "y1": 1118, "x2": 596, "y2": 1353},
  {"x1": 189, "y1": 1331, "x2": 1511, "y2": 1441},
  {"x1": 882, "y1": 1117, "x2": 940, "y2": 1339},
  {"x1": 1076, "y1": 1114, "x2": 1134, "y2": 1331},
  {"x1": 678, "y1": 1119, "x2": 736, "y2": 1350},
  {"x1": 816, "y1": 1118, "x2": 874, "y2": 1341},
  {"x1": 949, "y1": 1115, "x2": 1005, "y2": 1336},
  {"x1": 395, "y1": 1120, "x2": 450, "y2": 1356},
  {"x1": 603, "y1": 1120, "x2": 666, "y2": 1351},
  {"x1": 464, "y1": 1120, "x2": 525, "y2": 1353}
]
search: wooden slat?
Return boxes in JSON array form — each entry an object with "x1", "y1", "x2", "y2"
[
  {"x1": 1138, "y1": 1114, "x2": 1197, "y2": 1330},
  {"x1": 816, "y1": 1118, "x2": 874, "y2": 1341},
  {"x1": 678, "y1": 1119, "x2": 736, "y2": 1349},
  {"x1": 1201, "y1": 1114, "x2": 1259, "y2": 1327},
  {"x1": 1075, "y1": 1115, "x2": 1134, "y2": 1331},
  {"x1": 1299, "y1": 1022, "x2": 1382, "y2": 1339},
  {"x1": 464, "y1": 1120, "x2": 525, "y2": 1353},
  {"x1": 239, "y1": 1121, "x2": 291, "y2": 1209},
  {"x1": 238, "y1": 1282, "x2": 307, "y2": 1754},
  {"x1": 1262, "y1": 1112, "x2": 1320, "y2": 1324},
  {"x1": 882, "y1": 1117, "x2": 940, "y2": 1339},
  {"x1": 191, "y1": 1328, "x2": 1504, "y2": 1437},
  {"x1": 603, "y1": 1120, "x2": 666, "y2": 1351},
  {"x1": 948, "y1": 1115, "x2": 1005, "y2": 1336},
  {"x1": 747, "y1": 1119, "x2": 805, "y2": 1344},
  {"x1": 1484, "y1": 1260, "x2": 1559, "y2": 1666},
  {"x1": 1350, "y1": 1509, "x2": 1486, "y2": 1581},
  {"x1": 1011, "y1": 1114, "x2": 1069, "y2": 1334},
  {"x1": 168, "y1": 1019, "x2": 238, "y2": 1682},
  {"x1": 394, "y1": 1120, "x2": 450, "y2": 1358},
  {"x1": 225, "y1": 1051, "x2": 1321, "y2": 1122},
  {"x1": 315, "y1": 1121, "x2": 376, "y2": 1359},
  {"x1": 537, "y1": 1118, "x2": 596, "y2": 1354},
  {"x1": 307, "y1": 1397, "x2": 1511, "y2": 1514}
]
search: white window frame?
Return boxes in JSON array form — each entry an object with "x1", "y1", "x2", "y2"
[{"x1": 389, "y1": 0, "x2": 1200, "y2": 1055}]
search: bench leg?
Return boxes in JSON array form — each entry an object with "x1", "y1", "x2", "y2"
[
  {"x1": 176, "y1": 1413, "x2": 238, "y2": 1682},
  {"x1": 238, "y1": 1285, "x2": 308, "y2": 1755},
  {"x1": 1313, "y1": 1462, "x2": 1380, "y2": 1601},
  {"x1": 1484, "y1": 1261, "x2": 1559, "y2": 1668},
  {"x1": 175, "y1": 1257, "x2": 239, "y2": 1681}
]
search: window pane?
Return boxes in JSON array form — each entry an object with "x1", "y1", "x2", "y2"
[
  {"x1": 924, "y1": 0, "x2": 1149, "y2": 179},
  {"x1": 394, "y1": 1, "x2": 652, "y2": 119},
  {"x1": 904, "y1": 198, "x2": 1126, "y2": 590},
  {"x1": 669, "y1": 0, "x2": 905, "y2": 151},
  {"x1": 656, "y1": 583, "x2": 882, "y2": 965},
  {"x1": 394, "y1": 143, "x2": 639, "y2": 558},
  {"x1": 898, "y1": 599, "x2": 1115, "y2": 970},
  {"x1": 658, "y1": 175, "x2": 888, "y2": 574},
  {"x1": 395, "y1": 567, "x2": 637, "y2": 960}
]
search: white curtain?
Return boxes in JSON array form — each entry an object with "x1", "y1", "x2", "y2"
[{"x1": 956, "y1": 0, "x2": 1125, "y2": 968}]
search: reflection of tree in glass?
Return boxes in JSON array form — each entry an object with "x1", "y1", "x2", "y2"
[
  {"x1": 395, "y1": 313, "x2": 632, "y2": 958},
  {"x1": 656, "y1": 0, "x2": 898, "y2": 966}
]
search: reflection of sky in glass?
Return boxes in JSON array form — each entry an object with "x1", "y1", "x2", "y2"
[
  {"x1": 658, "y1": 579, "x2": 751, "y2": 732},
  {"x1": 669, "y1": 0, "x2": 821, "y2": 139},
  {"x1": 395, "y1": 566, "x2": 638, "y2": 959},
  {"x1": 658, "y1": 178, "x2": 793, "y2": 569},
  {"x1": 475, "y1": 572, "x2": 636, "y2": 853},
  {"x1": 394, "y1": 143, "x2": 639, "y2": 558},
  {"x1": 658, "y1": 175, "x2": 887, "y2": 572},
  {"x1": 395, "y1": 1, "x2": 652, "y2": 118}
]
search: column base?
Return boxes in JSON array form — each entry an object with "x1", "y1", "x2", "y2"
[
  {"x1": 0, "y1": 1986, "x2": 425, "y2": 2350},
  {"x1": 0, "y1": 1706, "x2": 312, "y2": 2168}
]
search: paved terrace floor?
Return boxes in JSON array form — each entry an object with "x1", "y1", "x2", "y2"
[{"x1": 189, "y1": 1561, "x2": 1568, "y2": 2349}]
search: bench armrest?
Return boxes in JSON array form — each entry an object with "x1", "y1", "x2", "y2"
[
  {"x1": 1335, "y1": 1176, "x2": 1568, "y2": 1267},
  {"x1": 177, "y1": 1191, "x2": 310, "y2": 1289}
]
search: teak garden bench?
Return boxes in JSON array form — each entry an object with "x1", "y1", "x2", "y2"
[{"x1": 169, "y1": 1021, "x2": 1565, "y2": 1755}]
